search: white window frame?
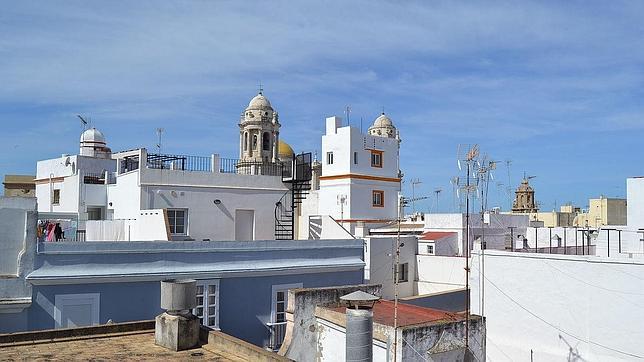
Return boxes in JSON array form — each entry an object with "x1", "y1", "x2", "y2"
[
  {"x1": 194, "y1": 279, "x2": 220, "y2": 329},
  {"x1": 54, "y1": 293, "x2": 100, "y2": 329},
  {"x1": 427, "y1": 244, "x2": 435, "y2": 255},
  {"x1": 326, "y1": 152, "x2": 334, "y2": 165},
  {"x1": 271, "y1": 283, "x2": 302, "y2": 324},
  {"x1": 167, "y1": 208, "x2": 188, "y2": 236}
]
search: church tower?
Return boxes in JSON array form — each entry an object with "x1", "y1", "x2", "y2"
[
  {"x1": 239, "y1": 90, "x2": 280, "y2": 163},
  {"x1": 512, "y1": 177, "x2": 538, "y2": 213}
]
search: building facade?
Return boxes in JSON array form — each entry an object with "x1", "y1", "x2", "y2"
[
  {"x1": 0, "y1": 197, "x2": 365, "y2": 350},
  {"x1": 306, "y1": 115, "x2": 401, "y2": 234}
]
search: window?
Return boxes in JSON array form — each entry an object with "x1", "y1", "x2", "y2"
[
  {"x1": 167, "y1": 209, "x2": 187, "y2": 235},
  {"x1": 354, "y1": 152, "x2": 358, "y2": 164},
  {"x1": 426, "y1": 244, "x2": 434, "y2": 255},
  {"x1": 397, "y1": 263, "x2": 409, "y2": 283},
  {"x1": 244, "y1": 132, "x2": 248, "y2": 151},
  {"x1": 262, "y1": 132, "x2": 270, "y2": 151},
  {"x1": 271, "y1": 283, "x2": 302, "y2": 323},
  {"x1": 253, "y1": 134, "x2": 258, "y2": 150},
  {"x1": 52, "y1": 189, "x2": 60, "y2": 205},
  {"x1": 372, "y1": 190, "x2": 384, "y2": 207},
  {"x1": 326, "y1": 151, "x2": 334, "y2": 165},
  {"x1": 54, "y1": 293, "x2": 100, "y2": 329},
  {"x1": 194, "y1": 280, "x2": 219, "y2": 329},
  {"x1": 370, "y1": 150, "x2": 383, "y2": 168}
]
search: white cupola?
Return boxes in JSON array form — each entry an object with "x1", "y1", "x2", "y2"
[
  {"x1": 368, "y1": 113, "x2": 398, "y2": 139},
  {"x1": 80, "y1": 128, "x2": 111, "y2": 158}
]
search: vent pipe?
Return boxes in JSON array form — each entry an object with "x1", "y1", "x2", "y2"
[
  {"x1": 341, "y1": 291, "x2": 381, "y2": 362},
  {"x1": 155, "y1": 279, "x2": 199, "y2": 351}
]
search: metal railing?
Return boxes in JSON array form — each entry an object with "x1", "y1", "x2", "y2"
[
  {"x1": 266, "y1": 321, "x2": 287, "y2": 351},
  {"x1": 145, "y1": 153, "x2": 284, "y2": 176},
  {"x1": 146, "y1": 153, "x2": 212, "y2": 172}
]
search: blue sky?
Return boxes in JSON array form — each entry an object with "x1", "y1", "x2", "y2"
[{"x1": 1, "y1": 1, "x2": 643, "y2": 212}]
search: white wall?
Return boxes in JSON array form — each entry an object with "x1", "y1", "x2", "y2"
[
  {"x1": 108, "y1": 171, "x2": 141, "y2": 220},
  {"x1": 416, "y1": 255, "x2": 466, "y2": 294},
  {"x1": 627, "y1": 177, "x2": 644, "y2": 228},
  {"x1": 471, "y1": 249, "x2": 644, "y2": 361},
  {"x1": 316, "y1": 318, "x2": 388, "y2": 362},
  {"x1": 366, "y1": 236, "x2": 416, "y2": 299},
  {"x1": 135, "y1": 168, "x2": 287, "y2": 241},
  {"x1": 318, "y1": 119, "x2": 400, "y2": 223},
  {"x1": 85, "y1": 209, "x2": 169, "y2": 241},
  {"x1": 36, "y1": 175, "x2": 80, "y2": 214}
]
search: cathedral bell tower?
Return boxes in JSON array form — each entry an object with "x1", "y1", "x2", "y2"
[{"x1": 239, "y1": 90, "x2": 280, "y2": 164}]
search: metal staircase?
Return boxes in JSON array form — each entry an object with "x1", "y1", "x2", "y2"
[{"x1": 275, "y1": 153, "x2": 312, "y2": 240}]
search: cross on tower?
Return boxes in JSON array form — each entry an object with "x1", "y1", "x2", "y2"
[{"x1": 257, "y1": 81, "x2": 264, "y2": 95}]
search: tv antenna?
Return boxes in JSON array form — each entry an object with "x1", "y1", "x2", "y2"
[
  {"x1": 456, "y1": 143, "x2": 482, "y2": 354},
  {"x1": 434, "y1": 188, "x2": 443, "y2": 212},
  {"x1": 344, "y1": 105, "x2": 351, "y2": 126},
  {"x1": 77, "y1": 115, "x2": 90, "y2": 131},
  {"x1": 156, "y1": 128, "x2": 164, "y2": 153},
  {"x1": 410, "y1": 178, "x2": 423, "y2": 214}
]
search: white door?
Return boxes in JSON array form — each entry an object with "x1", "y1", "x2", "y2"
[{"x1": 235, "y1": 209, "x2": 255, "y2": 241}]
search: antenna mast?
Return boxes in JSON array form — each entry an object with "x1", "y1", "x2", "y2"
[
  {"x1": 410, "y1": 178, "x2": 422, "y2": 214},
  {"x1": 434, "y1": 188, "x2": 442, "y2": 213},
  {"x1": 77, "y1": 115, "x2": 89, "y2": 132},
  {"x1": 156, "y1": 128, "x2": 165, "y2": 154},
  {"x1": 456, "y1": 144, "x2": 481, "y2": 354}
]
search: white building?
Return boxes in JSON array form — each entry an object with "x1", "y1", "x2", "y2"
[
  {"x1": 627, "y1": 176, "x2": 644, "y2": 229},
  {"x1": 35, "y1": 128, "x2": 117, "y2": 234},
  {"x1": 35, "y1": 93, "x2": 294, "y2": 242},
  {"x1": 471, "y1": 247, "x2": 644, "y2": 361},
  {"x1": 299, "y1": 114, "x2": 402, "y2": 238}
]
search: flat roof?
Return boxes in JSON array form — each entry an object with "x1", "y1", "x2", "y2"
[
  {"x1": 0, "y1": 328, "x2": 234, "y2": 361},
  {"x1": 0, "y1": 320, "x2": 285, "y2": 361}
]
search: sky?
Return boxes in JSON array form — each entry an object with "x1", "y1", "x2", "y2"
[{"x1": 1, "y1": 1, "x2": 643, "y2": 212}]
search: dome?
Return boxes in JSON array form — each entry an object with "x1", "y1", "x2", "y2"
[
  {"x1": 80, "y1": 128, "x2": 106, "y2": 144},
  {"x1": 373, "y1": 113, "x2": 394, "y2": 127},
  {"x1": 246, "y1": 93, "x2": 273, "y2": 110},
  {"x1": 278, "y1": 140, "x2": 294, "y2": 158}
]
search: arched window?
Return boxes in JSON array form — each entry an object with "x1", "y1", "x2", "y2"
[
  {"x1": 244, "y1": 132, "x2": 248, "y2": 151},
  {"x1": 252, "y1": 134, "x2": 258, "y2": 150},
  {"x1": 262, "y1": 132, "x2": 270, "y2": 151}
]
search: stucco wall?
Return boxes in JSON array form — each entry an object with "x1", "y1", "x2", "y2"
[
  {"x1": 0, "y1": 197, "x2": 37, "y2": 331},
  {"x1": 470, "y1": 249, "x2": 644, "y2": 361},
  {"x1": 627, "y1": 177, "x2": 644, "y2": 228},
  {"x1": 25, "y1": 271, "x2": 363, "y2": 347},
  {"x1": 366, "y1": 236, "x2": 416, "y2": 299},
  {"x1": 416, "y1": 255, "x2": 466, "y2": 294}
]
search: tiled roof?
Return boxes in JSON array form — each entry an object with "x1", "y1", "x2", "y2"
[
  {"x1": 419, "y1": 231, "x2": 457, "y2": 241},
  {"x1": 330, "y1": 299, "x2": 462, "y2": 328}
]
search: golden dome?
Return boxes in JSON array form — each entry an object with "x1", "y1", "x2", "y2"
[{"x1": 278, "y1": 140, "x2": 294, "y2": 158}]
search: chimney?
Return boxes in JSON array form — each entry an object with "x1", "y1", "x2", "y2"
[
  {"x1": 155, "y1": 279, "x2": 199, "y2": 351},
  {"x1": 340, "y1": 291, "x2": 381, "y2": 362}
]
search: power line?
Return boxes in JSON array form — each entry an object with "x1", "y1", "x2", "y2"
[{"x1": 474, "y1": 264, "x2": 644, "y2": 359}]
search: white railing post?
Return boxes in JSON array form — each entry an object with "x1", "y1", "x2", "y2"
[{"x1": 211, "y1": 154, "x2": 220, "y2": 173}]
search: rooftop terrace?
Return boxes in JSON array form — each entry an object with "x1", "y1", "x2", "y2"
[{"x1": 0, "y1": 320, "x2": 288, "y2": 361}]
